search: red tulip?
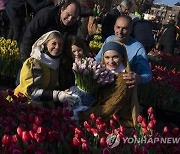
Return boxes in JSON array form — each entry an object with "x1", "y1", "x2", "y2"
[
  {"x1": 100, "y1": 136, "x2": 107, "y2": 148},
  {"x1": 141, "y1": 120, "x2": 147, "y2": 128},
  {"x1": 29, "y1": 113, "x2": 35, "y2": 122},
  {"x1": 81, "y1": 138, "x2": 88, "y2": 144},
  {"x1": 35, "y1": 116, "x2": 42, "y2": 126},
  {"x1": 163, "y1": 126, "x2": 169, "y2": 134},
  {"x1": 172, "y1": 127, "x2": 179, "y2": 136},
  {"x1": 150, "y1": 114, "x2": 155, "y2": 120},
  {"x1": 22, "y1": 131, "x2": 31, "y2": 142},
  {"x1": 17, "y1": 126, "x2": 25, "y2": 137},
  {"x1": 119, "y1": 126, "x2": 125, "y2": 134},
  {"x1": 11, "y1": 134, "x2": 20, "y2": 143},
  {"x1": 96, "y1": 117, "x2": 103, "y2": 125},
  {"x1": 103, "y1": 148, "x2": 111, "y2": 154},
  {"x1": 37, "y1": 126, "x2": 46, "y2": 135},
  {"x1": 142, "y1": 128, "x2": 149, "y2": 135},
  {"x1": 32, "y1": 123, "x2": 38, "y2": 132},
  {"x1": 110, "y1": 119, "x2": 115, "y2": 127},
  {"x1": 112, "y1": 114, "x2": 119, "y2": 121},
  {"x1": 147, "y1": 107, "x2": 153, "y2": 115},
  {"x1": 132, "y1": 144, "x2": 139, "y2": 153},
  {"x1": 29, "y1": 130, "x2": 35, "y2": 139},
  {"x1": 26, "y1": 144, "x2": 35, "y2": 153},
  {"x1": 82, "y1": 142, "x2": 90, "y2": 152},
  {"x1": 147, "y1": 121, "x2": 155, "y2": 130},
  {"x1": 75, "y1": 128, "x2": 83, "y2": 136},
  {"x1": 91, "y1": 128, "x2": 98, "y2": 136},
  {"x1": 61, "y1": 123, "x2": 67, "y2": 133},
  {"x1": 2, "y1": 134, "x2": 12, "y2": 145},
  {"x1": 73, "y1": 137, "x2": 81, "y2": 147},
  {"x1": 8, "y1": 144, "x2": 23, "y2": 154},
  {"x1": 97, "y1": 124, "x2": 105, "y2": 132},
  {"x1": 139, "y1": 146, "x2": 148, "y2": 154},
  {"x1": 6, "y1": 89, "x2": 13, "y2": 96},
  {"x1": 137, "y1": 115, "x2": 143, "y2": 123},
  {"x1": 90, "y1": 113, "x2": 96, "y2": 121},
  {"x1": 84, "y1": 121, "x2": 91, "y2": 128}
]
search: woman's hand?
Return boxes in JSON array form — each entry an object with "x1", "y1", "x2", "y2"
[{"x1": 122, "y1": 72, "x2": 142, "y2": 88}]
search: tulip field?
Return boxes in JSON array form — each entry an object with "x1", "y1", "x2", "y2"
[{"x1": 0, "y1": 36, "x2": 180, "y2": 153}]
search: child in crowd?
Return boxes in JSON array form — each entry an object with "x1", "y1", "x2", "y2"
[{"x1": 14, "y1": 30, "x2": 78, "y2": 108}]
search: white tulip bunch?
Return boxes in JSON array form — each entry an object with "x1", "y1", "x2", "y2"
[{"x1": 72, "y1": 57, "x2": 115, "y2": 93}]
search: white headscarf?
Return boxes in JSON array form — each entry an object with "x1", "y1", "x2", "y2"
[{"x1": 30, "y1": 30, "x2": 62, "y2": 70}]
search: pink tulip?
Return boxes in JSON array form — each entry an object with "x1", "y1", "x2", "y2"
[{"x1": 172, "y1": 127, "x2": 179, "y2": 136}]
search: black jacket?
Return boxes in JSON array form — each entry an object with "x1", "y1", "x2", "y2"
[{"x1": 20, "y1": 5, "x2": 79, "y2": 62}]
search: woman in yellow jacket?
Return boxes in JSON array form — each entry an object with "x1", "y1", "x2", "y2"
[{"x1": 14, "y1": 30, "x2": 78, "y2": 108}]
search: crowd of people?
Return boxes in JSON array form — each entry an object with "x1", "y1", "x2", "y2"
[{"x1": 0, "y1": 0, "x2": 179, "y2": 128}]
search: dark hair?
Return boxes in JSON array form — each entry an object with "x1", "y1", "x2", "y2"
[
  {"x1": 64, "y1": 35, "x2": 87, "y2": 59},
  {"x1": 61, "y1": 0, "x2": 81, "y2": 15}
]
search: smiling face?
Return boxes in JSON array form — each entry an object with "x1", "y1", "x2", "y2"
[
  {"x1": 60, "y1": 3, "x2": 79, "y2": 26},
  {"x1": 46, "y1": 36, "x2": 64, "y2": 57},
  {"x1": 114, "y1": 17, "x2": 132, "y2": 43},
  {"x1": 103, "y1": 50, "x2": 122, "y2": 71},
  {"x1": 71, "y1": 45, "x2": 84, "y2": 61}
]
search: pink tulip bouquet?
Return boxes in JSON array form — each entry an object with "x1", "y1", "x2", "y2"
[{"x1": 72, "y1": 57, "x2": 115, "y2": 93}]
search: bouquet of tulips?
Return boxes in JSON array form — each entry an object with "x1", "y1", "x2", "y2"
[
  {"x1": 0, "y1": 37, "x2": 21, "y2": 78},
  {"x1": 72, "y1": 57, "x2": 115, "y2": 93}
]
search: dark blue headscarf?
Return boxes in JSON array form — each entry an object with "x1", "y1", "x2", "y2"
[{"x1": 102, "y1": 41, "x2": 125, "y2": 58}]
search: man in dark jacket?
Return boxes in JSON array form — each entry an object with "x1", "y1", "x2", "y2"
[
  {"x1": 20, "y1": 0, "x2": 81, "y2": 62},
  {"x1": 5, "y1": 0, "x2": 53, "y2": 42},
  {"x1": 158, "y1": 19, "x2": 177, "y2": 54}
]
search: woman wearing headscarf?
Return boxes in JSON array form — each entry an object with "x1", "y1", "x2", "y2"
[
  {"x1": 14, "y1": 30, "x2": 78, "y2": 108},
  {"x1": 79, "y1": 41, "x2": 140, "y2": 128}
]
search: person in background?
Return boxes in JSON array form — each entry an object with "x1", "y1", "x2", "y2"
[
  {"x1": 157, "y1": 19, "x2": 177, "y2": 54},
  {"x1": 5, "y1": 0, "x2": 54, "y2": 42},
  {"x1": 20, "y1": 0, "x2": 81, "y2": 62},
  {"x1": 131, "y1": 16, "x2": 155, "y2": 53},
  {"x1": 59, "y1": 35, "x2": 87, "y2": 90},
  {"x1": 14, "y1": 30, "x2": 78, "y2": 108},
  {"x1": 0, "y1": 0, "x2": 9, "y2": 38},
  {"x1": 102, "y1": 0, "x2": 133, "y2": 41},
  {"x1": 96, "y1": 15, "x2": 152, "y2": 88},
  {"x1": 79, "y1": 41, "x2": 139, "y2": 127}
]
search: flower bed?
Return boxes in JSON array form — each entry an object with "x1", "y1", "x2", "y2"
[
  {"x1": 0, "y1": 37, "x2": 22, "y2": 78},
  {"x1": 138, "y1": 51, "x2": 180, "y2": 113},
  {"x1": 0, "y1": 90, "x2": 179, "y2": 153}
]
